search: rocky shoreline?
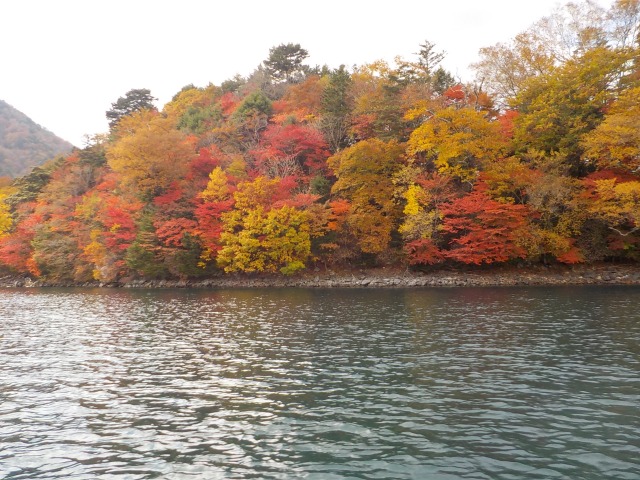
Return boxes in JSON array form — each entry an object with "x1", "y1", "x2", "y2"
[{"x1": 2, "y1": 264, "x2": 640, "y2": 289}]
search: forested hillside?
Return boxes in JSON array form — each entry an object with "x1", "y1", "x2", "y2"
[
  {"x1": 0, "y1": 100, "x2": 73, "y2": 178},
  {"x1": 0, "y1": 0, "x2": 638, "y2": 282}
]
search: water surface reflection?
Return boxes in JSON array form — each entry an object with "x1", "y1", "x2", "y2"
[{"x1": 0, "y1": 287, "x2": 638, "y2": 479}]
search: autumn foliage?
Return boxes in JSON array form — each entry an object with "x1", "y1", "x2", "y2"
[{"x1": 1, "y1": 0, "x2": 639, "y2": 281}]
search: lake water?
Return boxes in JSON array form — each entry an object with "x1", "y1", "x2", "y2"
[{"x1": 0, "y1": 286, "x2": 638, "y2": 479}]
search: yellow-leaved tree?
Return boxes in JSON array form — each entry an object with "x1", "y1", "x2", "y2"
[
  {"x1": 217, "y1": 205, "x2": 311, "y2": 275},
  {"x1": 407, "y1": 106, "x2": 507, "y2": 183},
  {"x1": 200, "y1": 167, "x2": 231, "y2": 203},
  {"x1": 0, "y1": 191, "x2": 12, "y2": 238},
  {"x1": 216, "y1": 176, "x2": 312, "y2": 275},
  {"x1": 588, "y1": 177, "x2": 640, "y2": 238},
  {"x1": 582, "y1": 85, "x2": 640, "y2": 173}
]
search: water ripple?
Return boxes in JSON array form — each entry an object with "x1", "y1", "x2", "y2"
[{"x1": 1, "y1": 286, "x2": 639, "y2": 479}]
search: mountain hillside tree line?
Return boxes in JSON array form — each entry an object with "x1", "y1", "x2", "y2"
[{"x1": 0, "y1": 1, "x2": 639, "y2": 281}]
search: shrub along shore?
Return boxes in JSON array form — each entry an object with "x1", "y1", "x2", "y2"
[{"x1": 2, "y1": 264, "x2": 639, "y2": 289}]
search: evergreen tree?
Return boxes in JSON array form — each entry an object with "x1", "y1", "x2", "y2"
[{"x1": 106, "y1": 88, "x2": 157, "y2": 128}]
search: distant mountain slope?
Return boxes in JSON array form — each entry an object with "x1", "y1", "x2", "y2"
[{"x1": 0, "y1": 100, "x2": 74, "y2": 177}]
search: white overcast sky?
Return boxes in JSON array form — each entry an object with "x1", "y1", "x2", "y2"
[{"x1": 0, "y1": 0, "x2": 614, "y2": 146}]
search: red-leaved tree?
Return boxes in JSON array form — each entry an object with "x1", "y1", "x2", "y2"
[{"x1": 440, "y1": 183, "x2": 531, "y2": 264}]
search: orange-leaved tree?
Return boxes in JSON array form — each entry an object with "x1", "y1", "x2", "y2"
[
  {"x1": 439, "y1": 182, "x2": 531, "y2": 264},
  {"x1": 106, "y1": 109, "x2": 195, "y2": 199},
  {"x1": 328, "y1": 138, "x2": 404, "y2": 257}
]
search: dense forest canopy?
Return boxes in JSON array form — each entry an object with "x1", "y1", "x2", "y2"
[
  {"x1": 0, "y1": 0, "x2": 638, "y2": 282},
  {"x1": 0, "y1": 100, "x2": 73, "y2": 178}
]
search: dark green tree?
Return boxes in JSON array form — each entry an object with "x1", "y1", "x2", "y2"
[
  {"x1": 125, "y1": 210, "x2": 167, "y2": 279},
  {"x1": 431, "y1": 67, "x2": 456, "y2": 94},
  {"x1": 106, "y1": 88, "x2": 157, "y2": 128},
  {"x1": 394, "y1": 40, "x2": 449, "y2": 87},
  {"x1": 321, "y1": 65, "x2": 353, "y2": 152},
  {"x1": 221, "y1": 74, "x2": 246, "y2": 93},
  {"x1": 263, "y1": 43, "x2": 309, "y2": 83},
  {"x1": 233, "y1": 90, "x2": 273, "y2": 119},
  {"x1": 4, "y1": 158, "x2": 63, "y2": 209},
  {"x1": 416, "y1": 40, "x2": 446, "y2": 76},
  {"x1": 178, "y1": 105, "x2": 223, "y2": 134}
]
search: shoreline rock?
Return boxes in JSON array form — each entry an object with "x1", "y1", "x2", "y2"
[{"x1": 2, "y1": 264, "x2": 640, "y2": 289}]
